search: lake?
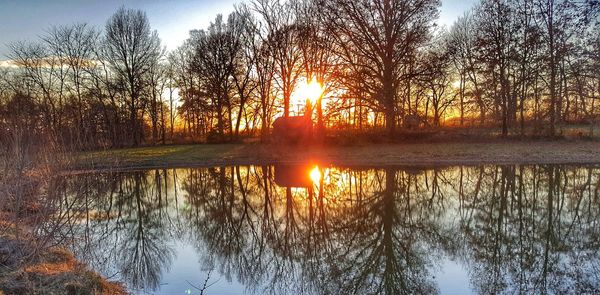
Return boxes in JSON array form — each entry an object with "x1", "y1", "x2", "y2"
[{"x1": 44, "y1": 164, "x2": 600, "y2": 294}]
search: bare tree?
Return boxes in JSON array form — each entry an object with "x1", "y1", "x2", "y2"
[
  {"x1": 147, "y1": 57, "x2": 167, "y2": 145},
  {"x1": 42, "y1": 23, "x2": 99, "y2": 147},
  {"x1": 188, "y1": 16, "x2": 236, "y2": 141},
  {"x1": 103, "y1": 7, "x2": 162, "y2": 146},
  {"x1": 230, "y1": 5, "x2": 258, "y2": 139},
  {"x1": 8, "y1": 42, "x2": 62, "y2": 137},
  {"x1": 249, "y1": 14, "x2": 277, "y2": 141},
  {"x1": 418, "y1": 34, "x2": 455, "y2": 126},
  {"x1": 449, "y1": 13, "x2": 486, "y2": 125},
  {"x1": 318, "y1": 0, "x2": 440, "y2": 136},
  {"x1": 252, "y1": 0, "x2": 304, "y2": 118},
  {"x1": 474, "y1": 0, "x2": 516, "y2": 136}
]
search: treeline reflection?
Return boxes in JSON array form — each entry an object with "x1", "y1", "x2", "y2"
[{"x1": 46, "y1": 165, "x2": 600, "y2": 294}]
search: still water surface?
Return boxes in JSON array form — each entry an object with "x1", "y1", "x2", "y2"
[{"x1": 46, "y1": 165, "x2": 600, "y2": 294}]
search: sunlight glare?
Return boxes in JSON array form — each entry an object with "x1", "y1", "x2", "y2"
[
  {"x1": 452, "y1": 80, "x2": 461, "y2": 89},
  {"x1": 304, "y1": 77, "x2": 324, "y2": 105},
  {"x1": 309, "y1": 165, "x2": 322, "y2": 186},
  {"x1": 307, "y1": 77, "x2": 324, "y2": 104}
]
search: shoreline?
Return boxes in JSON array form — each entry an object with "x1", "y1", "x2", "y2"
[
  {"x1": 72, "y1": 140, "x2": 600, "y2": 172},
  {"x1": 0, "y1": 233, "x2": 126, "y2": 295}
]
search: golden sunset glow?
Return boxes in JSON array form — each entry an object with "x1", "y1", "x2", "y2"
[
  {"x1": 306, "y1": 77, "x2": 324, "y2": 105},
  {"x1": 1, "y1": 0, "x2": 599, "y2": 294},
  {"x1": 293, "y1": 77, "x2": 324, "y2": 106},
  {"x1": 309, "y1": 165, "x2": 322, "y2": 186}
]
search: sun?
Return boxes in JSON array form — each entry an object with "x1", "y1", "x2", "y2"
[
  {"x1": 306, "y1": 77, "x2": 324, "y2": 105},
  {"x1": 293, "y1": 77, "x2": 323, "y2": 105},
  {"x1": 309, "y1": 165, "x2": 322, "y2": 185}
]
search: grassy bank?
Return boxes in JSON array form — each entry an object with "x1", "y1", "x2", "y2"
[
  {"x1": 75, "y1": 140, "x2": 600, "y2": 170},
  {"x1": 0, "y1": 233, "x2": 126, "y2": 295},
  {"x1": 0, "y1": 142, "x2": 127, "y2": 295}
]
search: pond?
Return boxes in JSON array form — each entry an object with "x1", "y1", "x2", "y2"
[{"x1": 44, "y1": 164, "x2": 600, "y2": 294}]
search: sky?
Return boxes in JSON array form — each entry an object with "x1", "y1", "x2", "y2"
[{"x1": 0, "y1": 0, "x2": 476, "y2": 59}]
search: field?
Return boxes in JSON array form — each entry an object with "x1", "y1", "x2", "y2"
[{"x1": 75, "y1": 139, "x2": 600, "y2": 170}]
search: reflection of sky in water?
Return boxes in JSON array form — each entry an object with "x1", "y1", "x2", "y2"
[
  {"x1": 49, "y1": 165, "x2": 600, "y2": 295},
  {"x1": 436, "y1": 259, "x2": 471, "y2": 294},
  {"x1": 159, "y1": 242, "x2": 246, "y2": 295},
  {"x1": 158, "y1": 245, "x2": 471, "y2": 295}
]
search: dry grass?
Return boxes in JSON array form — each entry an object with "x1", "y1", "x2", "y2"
[
  {"x1": 0, "y1": 236, "x2": 127, "y2": 295},
  {"x1": 75, "y1": 143, "x2": 242, "y2": 169},
  {"x1": 0, "y1": 132, "x2": 127, "y2": 295},
  {"x1": 75, "y1": 140, "x2": 600, "y2": 170}
]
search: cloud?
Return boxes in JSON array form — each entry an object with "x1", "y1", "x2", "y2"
[{"x1": 0, "y1": 60, "x2": 19, "y2": 68}]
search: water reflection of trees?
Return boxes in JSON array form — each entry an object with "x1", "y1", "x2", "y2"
[
  {"x1": 49, "y1": 170, "x2": 178, "y2": 291},
  {"x1": 50, "y1": 165, "x2": 600, "y2": 294},
  {"x1": 452, "y1": 166, "x2": 600, "y2": 294}
]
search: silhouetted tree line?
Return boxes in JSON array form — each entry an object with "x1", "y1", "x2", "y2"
[
  {"x1": 0, "y1": 0, "x2": 599, "y2": 148},
  {"x1": 0, "y1": 8, "x2": 166, "y2": 149}
]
